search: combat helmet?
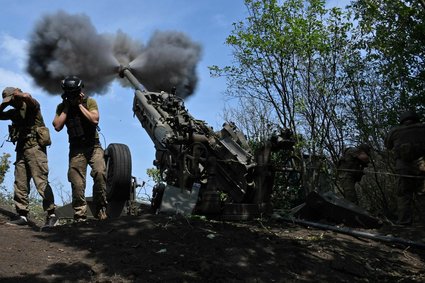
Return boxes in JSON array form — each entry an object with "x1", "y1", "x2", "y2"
[
  {"x1": 61, "y1": 76, "x2": 84, "y2": 93},
  {"x1": 399, "y1": 110, "x2": 420, "y2": 124},
  {"x1": 358, "y1": 143, "x2": 371, "y2": 155}
]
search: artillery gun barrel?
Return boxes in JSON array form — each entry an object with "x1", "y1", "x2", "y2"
[
  {"x1": 118, "y1": 66, "x2": 146, "y2": 92},
  {"x1": 118, "y1": 65, "x2": 172, "y2": 149},
  {"x1": 116, "y1": 65, "x2": 273, "y2": 211}
]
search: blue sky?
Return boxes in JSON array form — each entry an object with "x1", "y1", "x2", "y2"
[
  {"x1": 0, "y1": 0, "x2": 348, "y2": 204},
  {"x1": 0, "y1": 0, "x2": 251, "y2": 203}
]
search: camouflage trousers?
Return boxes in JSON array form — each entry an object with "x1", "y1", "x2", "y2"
[
  {"x1": 68, "y1": 145, "x2": 107, "y2": 220},
  {"x1": 338, "y1": 173, "x2": 361, "y2": 205},
  {"x1": 396, "y1": 168, "x2": 423, "y2": 225},
  {"x1": 14, "y1": 145, "x2": 55, "y2": 216}
]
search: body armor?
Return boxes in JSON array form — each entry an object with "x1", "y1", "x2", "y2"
[{"x1": 65, "y1": 99, "x2": 97, "y2": 147}]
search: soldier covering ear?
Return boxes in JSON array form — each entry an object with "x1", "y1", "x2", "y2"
[
  {"x1": 53, "y1": 76, "x2": 107, "y2": 222},
  {"x1": 0, "y1": 86, "x2": 57, "y2": 227}
]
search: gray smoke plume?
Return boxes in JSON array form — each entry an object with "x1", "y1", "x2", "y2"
[
  {"x1": 107, "y1": 29, "x2": 144, "y2": 67},
  {"x1": 27, "y1": 11, "x2": 119, "y2": 94},
  {"x1": 129, "y1": 31, "x2": 202, "y2": 98},
  {"x1": 26, "y1": 11, "x2": 202, "y2": 98}
]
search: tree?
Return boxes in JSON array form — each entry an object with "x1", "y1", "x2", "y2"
[
  {"x1": 211, "y1": 0, "x2": 425, "y2": 217},
  {"x1": 350, "y1": 0, "x2": 425, "y2": 114},
  {"x1": 211, "y1": 0, "x2": 357, "y2": 155},
  {"x1": 222, "y1": 98, "x2": 277, "y2": 143},
  {"x1": 210, "y1": 0, "x2": 357, "y2": 197},
  {"x1": 342, "y1": 0, "x2": 425, "y2": 214}
]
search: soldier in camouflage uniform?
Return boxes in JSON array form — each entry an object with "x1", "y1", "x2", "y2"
[
  {"x1": 385, "y1": 110, "x2": 425, "y2": 225},
  {"x1": 337, "y1": 144, "x2": 371, "y2": 205},
  {"x1": 52, "y1": 76, "x2": 107, "y2": 222},
  {"x1": 0, "y1": 87, "x2": 56, "y2": 226}
]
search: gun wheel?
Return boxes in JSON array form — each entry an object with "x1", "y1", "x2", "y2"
[{"x1": 105, "y1": 143, "x2": 132, "y2": 201}]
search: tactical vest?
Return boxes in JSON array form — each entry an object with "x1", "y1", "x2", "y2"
[
  {"x1": 337, "y1": 147, "x2": 368, "y2": 181},
  {"x1": 388, "y1": 123, "x2": 425, "y2": 162},
  {"x1": 65, "y1": 99, "x2": 98, "y2": 147},
  {"x1": 9, "y1": 102, "x2": 45, "y2": 151}
]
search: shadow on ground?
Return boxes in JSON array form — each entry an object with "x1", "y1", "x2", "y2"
[{"x1": 1, "y1": 205, "x2": 425, "y2": 282}]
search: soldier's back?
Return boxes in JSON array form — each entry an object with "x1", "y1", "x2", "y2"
[{"x1": 388, "y1": 123, "x2": 425, "y2": 147}]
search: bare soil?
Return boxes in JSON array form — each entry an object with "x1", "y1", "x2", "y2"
[{"x1": 0, "y1": 204, "x2": 424, "y2": 283}]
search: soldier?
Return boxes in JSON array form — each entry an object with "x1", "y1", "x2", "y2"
[
  {"x1": 337, "y1": 143, "x2": 371, "y2": 205},
  {"x1": 385, "y1": 110, "x2": 425, "y2": 225},
  {"x1": 52, "y1": 76, "x2": 107, "y2": 222},
  {"x1": 0, "y1": 87, "x2": 57, "y2": 226}
]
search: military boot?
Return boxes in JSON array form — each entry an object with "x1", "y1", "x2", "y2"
[{"x1": 95, "y1": 207, "x2": 108, "y2": 220}]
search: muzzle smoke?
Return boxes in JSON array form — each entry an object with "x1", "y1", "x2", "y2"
[{"x1": 26, "y1": 11, "x2": 202, "y2": 98}]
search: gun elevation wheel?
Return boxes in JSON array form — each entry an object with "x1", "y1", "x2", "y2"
[{"x1": 183, "y1": 142, "x2": 208, "y2": 178}]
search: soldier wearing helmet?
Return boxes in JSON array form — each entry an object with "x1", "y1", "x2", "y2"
[
  {"x1": 385, "y1": 109, "x2": 425, "y2": 225},
  {"x1": 52, "y1": 76, "x2": 107, "y2": 222},
  {"x1": 0, "y1": 87, "x2": 57, "y2": 226},
  {"x1": 337, "y1": 143, "x2": 371, "y2": 205}
]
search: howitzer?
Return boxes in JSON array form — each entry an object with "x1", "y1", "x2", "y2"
[{"x1": 118, "y1": 66, "x2": 294, "y2": 218}]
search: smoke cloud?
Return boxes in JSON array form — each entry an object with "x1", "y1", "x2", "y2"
[
  {"x1": 129, "y1": 31, "x2": 202, "y2": 97},
  {"x1": 27, "y1": 11, "x2": 118, "y2": 94},
  {"x1": 26, "y1": 11, "x2": 202, "y2": 98}
]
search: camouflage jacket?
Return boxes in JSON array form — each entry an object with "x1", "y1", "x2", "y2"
[
  {"x1": 0, "y1": 98, "x2": 45, "y2": 151},
  {"x1": 337, "y1": 147, "x2": 369, "y2": 181},
  {"x1": 385, "y1": 121, "x2": 425, "y2": 170}
]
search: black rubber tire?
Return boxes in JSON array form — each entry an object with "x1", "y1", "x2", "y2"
[{"x1": 105, "y1": 143, "x2": 132, "y2": 201}]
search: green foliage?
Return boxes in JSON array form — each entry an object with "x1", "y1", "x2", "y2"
[
  {"x1": 250, "y1": 135, "x2": 306, "y2": 210},
  {"x1": 211, "y1": 0, "x2": 425, "y2": 218},
  {"x1": 0, "y1": 152, "x2": 11, "y2": 186},
  {"x1": 270, "y1": 152, "x2": 305, "y2": 210},
  {"x1": 27, "y1": 191, "x2": 45, "y2": 222},
  {"x1": 0, "y1": 192, "x2": 13, "y2": 207},
  {"x1": 210, "y1": 0, "x2": 356, "y2": 160},
  {"x1": 210, "y1": 0, "x2": 356, "y2": 208},
  {"x1": 350, "y1": 0, "x2": 425, "y2": 113},
  {"x1": 0, "y1": 153, "x2": 11, "y2": 205},
  {"x1": 146, "y1": 167, "x2": 161, "y2": 183}
]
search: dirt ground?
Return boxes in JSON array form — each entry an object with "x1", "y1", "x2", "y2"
[{"x1": 0, "y1": 204, "x2": 425, "y2": 283}]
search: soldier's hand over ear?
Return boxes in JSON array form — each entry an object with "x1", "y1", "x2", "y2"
[{"x1": 78, "y1": 93, "x2": 85, "y2": 105}]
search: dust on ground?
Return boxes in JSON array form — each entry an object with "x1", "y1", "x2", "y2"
[{"x1": 0, "y1": 204, "x2": 424, "y2": 283}]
